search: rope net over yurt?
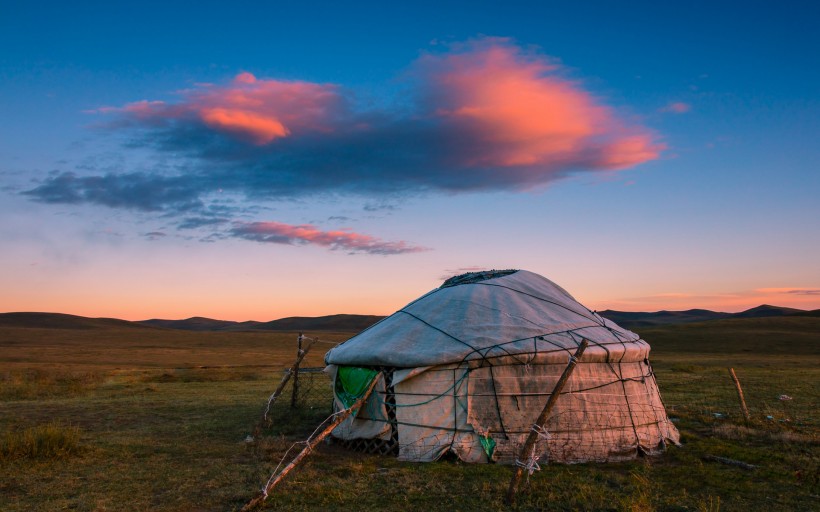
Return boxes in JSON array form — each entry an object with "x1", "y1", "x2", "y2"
[{"x1": 324, "y1": 269, "x2": 680, "y2": 464}]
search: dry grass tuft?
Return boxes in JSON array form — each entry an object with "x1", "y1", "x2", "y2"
[
  {"x1": 0, "y1": 421, "x2": 83, "y2": 460},
  {"x1": 0, "y1": 369, "x2": 105, "y2": 400}
]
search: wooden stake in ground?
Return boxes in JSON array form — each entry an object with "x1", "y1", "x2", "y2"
[
  {"x1": 253, "y1": 334, "x2": 314, "y2": 437},
  {"x1": 505, "y1": 339, "x2": 589, "y2": 506},
  {"x1": 728, "y1": 367, "x2": 751, "y2": 421},
  {"x1": 290, "y1": 334, "x2": 302, "y2": 408},
  {"x1": 242, "y1": 374, "x2": 382, "y2": 511}
]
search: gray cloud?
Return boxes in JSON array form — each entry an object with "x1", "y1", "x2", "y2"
[
  {"x1": 143, "y1": 231, "x2": 167, "y2": 240},
  {"x1": 24, "y1": 171, "x2": 203, "y2": 212},
  {"x1": 784, "y1": 289, "x2": 820, "y2": 296},
  {"x1": 177, "y1": 216, "x2": 230, "y2": 230}
]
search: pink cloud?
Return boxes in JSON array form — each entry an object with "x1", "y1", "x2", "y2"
[
  {"x1": 414, "y1": 38, "x2": 664, "y2": 174},
  {"x1": 230, "y1": 221, "x2": 429, "y2": 255},
  {"x1": 69, "y1": 38, "x2": 667, "y2": 207},
  {"x1": 660, "y1": 102, "x2": 691, "y2": 114},
  {"x1": 102, "y1": 73, "x2": 347, "y2": 145}
]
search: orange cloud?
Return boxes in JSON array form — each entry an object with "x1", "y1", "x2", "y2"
[
  {"x1": 101, "y1": 73, "x2": 346, "y2": 145},
  {"x1": 199, "y1": 107, "x2": 289, "y2": 144},
  {"x1": 416, "y1": 39, "x2": 664, "y2": 173},
  {"x1": 230, "y1": 221, "x2": 429, "y2": 255}
]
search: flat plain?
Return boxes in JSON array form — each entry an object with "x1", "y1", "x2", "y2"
[{"x1": 1, "y1": 316, "x2": 818, "y2": 511}]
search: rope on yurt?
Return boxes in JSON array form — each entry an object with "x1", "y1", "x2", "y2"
[
  {"x1": 397, "y1": 307, "x2": 513, "y2": 439},
  {"x1": 397, "y1": 309, "x2": 482, "y2": 354},
  {"x1": 455, "y1": 326, "x2": 632, "y2": 363},
  {"x1": 487, "y1": 364, "x2": 509, "y2": 439},
  {"x1": 474, "y1": 281, "x2": 603, "y2": 324},
  {"x1": 310, "y1": 338, "x2": 342, "y2": 345},
  {"x1": 514, "y1": 423, "x2": 551, "y2": 476},
  {"x1": 448, "y1": 367, "x2": 459, "y2": 453},
  {"x1": 599, "y1": 322, "x2": 675, "y2": 445},
  {"x1": 612, "y1": 329, "x2": 642, "y2": 448},
  {"x1": 329, "y1": 277, "x2": 670, "y2": 463},
  {"x1": 639, "y1": 356, "x2": 667, "y2": 444}
]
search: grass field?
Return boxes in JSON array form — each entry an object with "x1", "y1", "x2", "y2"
[{"x1": 0, "y1": 318, "x2": 818, "y2": 511}]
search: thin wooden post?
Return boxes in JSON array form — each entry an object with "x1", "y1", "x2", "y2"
[
  {"x1": 290, "y1": 333, "x2": 302, "y2": 408},
  {"x1": 255, "y1": 335, "x2": 314, "y2": 436},
  {"x1": 242, "y1": 374, "x2": 382, "y2": 511},
  {"x1": 728, "y1": 367, "x2": 751, "y2": 421},
  {"x1": 505, "y1": 339, "x2": 589, "y2": 505}
]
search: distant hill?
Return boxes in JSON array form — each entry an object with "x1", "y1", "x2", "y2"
[
  {"x1": 140, "y1": 317, "x2": 262, "y2": 331},
  {"x1": 137, "y1": 314, "x2": 383, "y2": 332},
  {"x1": 3, "y1": 304, "x2": 816, "y2": 334},
  {"x1": 255, "y1": 314, "x2": 385, "y2": 332},
  {"x1": 0, "y1": 312, "x2": 153, "y2": 330},
  {"x1": 598, "y1": 309, "x2": 731, "y2": 329},
  {"x1": 599, "y1": 304, "x2": 812, "y2": 329},
  {"x1": 792, "y1": 308, "x2": 820, "y2": 317},
  {"x1": 730, "y1": 304, "x2": 804, "y2": 318}
]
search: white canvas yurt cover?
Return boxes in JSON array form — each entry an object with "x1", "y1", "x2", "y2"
[{"x1": 324, "y1": 269, "x2": 680, "y2": 464}]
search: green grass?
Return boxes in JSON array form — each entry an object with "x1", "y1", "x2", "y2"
[
  {"x1": 0, "y1": 319, "x2": 818, "y2": 511},
  {"x1": 641, "y1": 316, "x2": 820, "y2": 356}
]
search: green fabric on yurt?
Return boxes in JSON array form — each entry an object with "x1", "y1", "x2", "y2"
[
  {"x1": 479, "y1": 434, "x2": 496, "y2": 459},
  {"x1": 334, "y1": 366, "x2": 379, "y2": 409}
]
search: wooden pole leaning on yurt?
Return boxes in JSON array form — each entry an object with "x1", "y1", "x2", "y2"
[
  {"x1": 242, "y1": 374, "x2": 382, "y2": 511},
  {"x1": 505, "y1": 339, "x2": 589, "y2": 505}
]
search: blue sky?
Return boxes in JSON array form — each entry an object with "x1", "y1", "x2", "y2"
[{"x1": 1, "y1": 1, "x2": 818, "y2": 319}]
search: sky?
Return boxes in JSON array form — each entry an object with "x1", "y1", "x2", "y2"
[{"x1": 1, "y1": 1, "x2": 818, "y2": 320}]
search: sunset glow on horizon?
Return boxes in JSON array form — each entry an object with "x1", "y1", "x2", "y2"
[{"x1": 1, "y1": 2, "x2": 818, "y2": 321}]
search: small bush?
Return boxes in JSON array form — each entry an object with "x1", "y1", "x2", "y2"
[{"x1": 0, "y1": 422, "x2": 82, "y2": 460}]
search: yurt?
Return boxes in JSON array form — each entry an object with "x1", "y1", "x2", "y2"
[{"x1": 324, "y1": 269, "x2": 679, "y2": 464}]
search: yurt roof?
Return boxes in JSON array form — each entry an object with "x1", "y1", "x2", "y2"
[{"x1": 325, "y1": 269, "x2": 645, "y2": 368}]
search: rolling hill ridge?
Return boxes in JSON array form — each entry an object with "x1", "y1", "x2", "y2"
[{"x1": 1, "y1": 305, "x2": 817, "y2": 332}]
